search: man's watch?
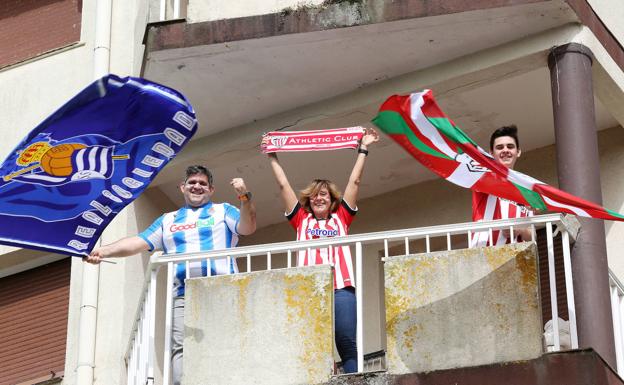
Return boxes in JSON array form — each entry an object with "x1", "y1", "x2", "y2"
[{"x1": 238, "y1": 191, "x2": 252, "y2": 202}]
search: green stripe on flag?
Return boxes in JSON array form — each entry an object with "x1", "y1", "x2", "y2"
[
  {"x1": 426, "y1": 117, "x2": 479, "y2": 146},
  {"x1": 607, "y1": 209, "x2": 624, "y2": 219},
  {"x1": 373, "y1": 111, "x2": 451, "y2": 160},
  {"x1": 514, "y1": 183, "x2": 548, "y2": 211}
]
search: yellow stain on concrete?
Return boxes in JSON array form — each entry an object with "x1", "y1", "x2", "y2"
[
  {"x1": 385, "y1": 256, "x2": 424, "y2": 368},
  {"x1": 230, "y1": 274, "x2": 253, "y2": 352},
  {"x1": 386, "y1": 257, "x2": 433, "y2": 306},
  {"x1": 402, "y1": 323, "x2": 420, "y2": 351},
  {"x1": 231, "y1": 274, "x2": 252, "y2": 326},
  {"x1": 385, "y1": 291, "x2": 409, "y2": 365},
  {"x1": 483, "y1": 246, "x2": 515, "y2": 272},
  {"x1": 187, "y1": 279, "x2": 205, "y2": 326},
  {"x1": 492, "y1": 302, "x2": 509, "y2": 329},
  {"x1": 283, "y1": 272, "x2": 333, "y2": 383},
  {"x1": 514, "y1": 244, "x2": 538, "y2": 298},
  {"x1": 385, "y1": 292, "x2": 412, "y2": 334}
]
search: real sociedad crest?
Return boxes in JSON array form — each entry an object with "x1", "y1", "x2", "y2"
[{"x1": 4, "y1": 138, "x2": 128, "y2": 185}]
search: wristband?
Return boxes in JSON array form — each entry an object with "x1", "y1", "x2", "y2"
[
  {"x1": 238, "y1": 191, "x2": 252, "y2": 202},
  {"x1": 357, "y1": 148, "x2": 369, "y2": 156}
]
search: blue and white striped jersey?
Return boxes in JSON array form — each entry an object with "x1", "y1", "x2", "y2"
[{"x1": 139, "y1": 202, "x2": 240, "y2": 296}]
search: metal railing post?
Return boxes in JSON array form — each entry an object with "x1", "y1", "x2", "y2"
[
  {"x1": 146, "y1": 269, "x2": 157, "y2": 385},
  {"x1": 159, "y1": 0, "x2": 166, "y2": 21},
  {"x1": 619, "y1": 292, "x2": 624, "y2": 372},
  {"x1": 608, "y1": 272, "x2": 624, "y2": 375},
  {"x1": 383, "y1": 239, "x2": 389, "y2": 259},
  {"x1": 127, "y1": 340, "x2": 136, "y2": 385},
  {"x1": 162, "y1": 262, "x2": 174, "y2": 385},
  {"x1": 546, "y1": 222, "x2": 560, "y2": 350},
  {"x1": 355, "y1": 242, "x2": 364, "y2": 372},
  {"x1": 562, "y1": 230, "x2": 578, "y2": 348},
  {"x1": 611, "y1": 283, "x2": 623, "y2": 372},
  {"x1": 173, "y1": 0, "x2": 181, "y2": 18},
  {"x1": 136, "y1": 313, "x2": 144, "y2": 383}
]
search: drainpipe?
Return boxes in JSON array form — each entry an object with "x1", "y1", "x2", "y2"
[
  {"x1": 93, "y1": 0, "x2": 112, "y2": 79},
  {"x1": 76, "y1": 1, "x2": 112, "y2": 384}
]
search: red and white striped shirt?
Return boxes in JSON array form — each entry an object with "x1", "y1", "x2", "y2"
[
  {"x1": 470, "y1": 191, "x2": 533, "y2": 247},
  {"x1": 287, "y1": 201, "x2": 356, "y2": 289}
]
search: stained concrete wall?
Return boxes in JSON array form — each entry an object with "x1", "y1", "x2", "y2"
[
  {"x1": 184, "y1": 265, "x2": 335, "y2": 385},
  {"x1": 384, "y1": 242, "x2": 542, "y2": 374}
]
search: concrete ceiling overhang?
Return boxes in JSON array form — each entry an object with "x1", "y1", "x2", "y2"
[
  {"x1": 142, "y1": 0, "x2": 624, "y2": 228},
  {"x1": 144, "y1": 0, "x2": 581, "y2": 140}
]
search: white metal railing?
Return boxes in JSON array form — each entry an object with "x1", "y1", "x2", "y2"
[
  {"x1": 156, "y1": 0, "x2": 184, "y2": 21},
  {"x1": 124, "y1": 214, "x2": 579, "y2": 385},
  {"x1": 609, "y1": 270, "x2": 624, "y2": 373}
]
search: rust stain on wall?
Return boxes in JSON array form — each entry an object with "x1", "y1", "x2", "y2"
[
  {"x1": 231, "y1": 274, "x2": 252, "y2": 325},
  {"x1": 284, "y1": 272, "x2": 333, "y2": 382},
  {"x1": 484, "y1": 246, "x2": 514, "y2": 271},
  {"x1": 515, "y1": 244, "x2": 538, "y2": 297}
]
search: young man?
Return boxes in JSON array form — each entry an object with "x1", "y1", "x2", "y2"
[
  {"x1": 85, "y1": 165, "x2": 256, "y2": 385},
  {"x1": 471, "y1": 125, "x2": 533, "y2": 247}
]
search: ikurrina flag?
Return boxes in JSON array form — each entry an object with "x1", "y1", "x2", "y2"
[
  {"x1": 262, "y1": 127, "x2": 364, "y2": 153},
  {"x1": 0, "y1": 75, "x2": 198, "y2": 256},
  {"x1": 372, "y1": 89, "x2": 624, "y2": 222}
]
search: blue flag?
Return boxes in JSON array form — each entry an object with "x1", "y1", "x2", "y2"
[{"x1": 0, "y1": 75, "x2": 197, "y2": 256}]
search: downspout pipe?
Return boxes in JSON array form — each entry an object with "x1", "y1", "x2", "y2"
[
  {"x1": 76, "y1": 1, "x2": 112, "y2": 384},
  {"x1": 93, "y1": 0, "x2": 112, "y2": 79}
]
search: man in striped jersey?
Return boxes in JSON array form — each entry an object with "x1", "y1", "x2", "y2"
[
  {"x1": 471, "y1": 125, "x2": 533, "y2": 247},
  {"x1": 85, "y1": 165, "x2": 256, "y2": 385}
]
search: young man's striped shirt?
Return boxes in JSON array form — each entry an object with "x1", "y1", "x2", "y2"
[{"x1": 470, "y1": 191, "x2": 533, "y2": 247}]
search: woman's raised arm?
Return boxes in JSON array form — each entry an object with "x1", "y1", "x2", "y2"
[
  {"x1": 267, "y1": 152, "x2": 299, "y2": 212},
  {"x1": 343, "y1": 128, "x2": 379, "y2": 208}
]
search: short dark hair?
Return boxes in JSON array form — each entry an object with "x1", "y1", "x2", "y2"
[
  {"x1": 184, "y1": 165, "x2": 213, "y2": 186},
  {"x1": 490, "y1": 125, "x2": 520, "y2": 151}
]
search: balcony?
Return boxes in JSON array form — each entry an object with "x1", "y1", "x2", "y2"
[{"x1": 120, "y1": 213, "x2": 624, "y2": 384}]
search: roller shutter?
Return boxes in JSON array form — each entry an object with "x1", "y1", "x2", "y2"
[{"x1": 0, "y1": 259, "x2": 70, "y2": 385}]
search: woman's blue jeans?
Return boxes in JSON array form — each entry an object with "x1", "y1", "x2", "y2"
[{"x1": 335, "y1": 287, "x2": 358, "y2": 373}]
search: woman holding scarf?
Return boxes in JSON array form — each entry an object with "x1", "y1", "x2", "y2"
[{"x1": 265, "y1": 128, "x2": 379, "y2": 373}]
